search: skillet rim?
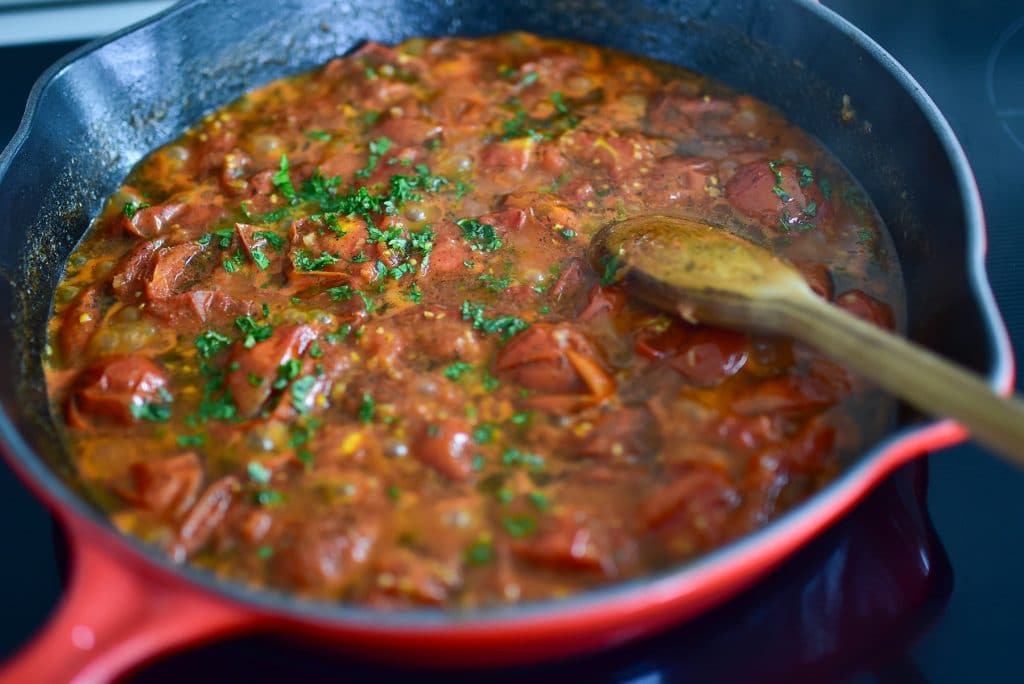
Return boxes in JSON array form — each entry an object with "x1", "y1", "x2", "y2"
[{"x1": 0, "y1": 0, "x2": 1014, "y2": 633}]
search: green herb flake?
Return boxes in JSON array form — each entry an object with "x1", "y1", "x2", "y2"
[
  {"x1": 196, "y1": 330, "x2": 232, "y2": 358},
  {"x1": 251, "y1": 248, "x2": 271, "y2": 270},
  {"x1": 551, "y1": 91, "x2": 570, "y2": 114},
  {"x1": 387, "y1": 485, "x2": 401, "y2": 502},
  {"x1": 273, "y1": 358, "x2": 302, "y2": 390},
  {"x1": 255, "y1": 489, "x2": 283, "y2": 506},
  {"x1": 482, "y1": 371, "x2": 500, "y2": 392},
  {"x1": 358, "y1": 393, "x2": 376, "y2": 423},
  {"x1": 326, "y1": 285, "x2": 355, "y2": 302},
  {"x1": 306, "y1": 130, "x2": 332, "y2": 141},
  {"x1": 253, "y1": 231, "x2": 285, "y2": 250},
  {"x1": 501, "y1": 447, "x2": 545, "y2": 470},
  {"x1": 460, "y1": 300, "x2": 530, "y2": 340},
  {"x1": 293, "y1": 250, "x2": 341, "y2": 272},
  {"x1": 472, "y1": 422, "x2": 497, "y2": 445},
  {"x1": 122, "y1": 201, "x2": 150, "y2": 219},
  {"x1": 131, "y1": 400, "x2": 171, "y2": 423},
  {"x1": 271, "y1": 154, "x2": 297, "y2": 203},
  {"x1": 290, "y1": 376, "x2": 317, "y2": 413},
  {"x1": 355, "y1": 136, "x2": 392, "y2": 179},
  {"x1": 527, "y1": 491, "x2": 550, "y2": 510},
  {"x1": 501, "y1": 514, "x2": 537, "y2": 538},
  {"x1": 176, "y1": 434, "x2": 206, "y2": 448},
  {"x1": 247, "y1": 461, "x2": 272, "y2": 485},
  {"x1": 465, "y1": 539, "x2": 495, "y2": 565},
  {"x1": 444, "y1": 361, "x2": 473, "y2": 381},
  {"x1": 600, "y1": 252, "x2": 624, "y2": 286},
  {"x1": 235, "y1": 315, "x2": 273, "y2": 348},
  {"x1": 406, "y1": 281, "x2": 423, "y2": 304},
  {"x1": 256, "y1": 545, "x2": 275, "y2": 559},
  {"x1": 457, "y1": 218, "x2": 502, "y2": 252}
]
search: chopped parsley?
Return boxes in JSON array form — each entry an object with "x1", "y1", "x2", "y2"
[
  {"x1": 271, "y1": 154, "x2": 298, "y2": 203},
  {"x1": 293, "y1": 250, "x2": 340, "y2": 272},
  {"x1": 251, "y1": 249, "x2": 271, "y2": 270},
  {"x1": 501, "y1": 514, "x2": 537, "y2": 538},
  {"x1": 482, "y1": 371, "x2": 500, "y2": 392},
  {"x1": 176, "y1": 434, "x2": 206, "y2": 447},
  {"x1": 253, "y1": 231, "x2": 285, "y2": 250},
  {"x1": 600, "y1": 252, "x2": 624, "y2": 286},
  {"x1": 501, "y1": 447, "x2": 545, "y2": 470},
  {"x1": 326, "y1": 285, "x2": 356, "y2": 302},
  {"x1": 196, "y1": 330, "x2": 231, "y2": 358},
  {"x1": 472, "y1": 422, "x2": 497, "y2": 444},
  {"x1": 443, "y1": 361, "x2": 473, "y2": 381},
  {"x1": 255, "y1": 490, "x2": 283, "y2": 506},
  {"x1": 131, "y1": 400, "x2": 171, "y2": 423},
  {"x1": 122, "y1": 201, "x2": 150, "y2": 219},
  {"x1": 305, "y1": 130, "x2": 332, "y2": 141},
  {"x1": 478, "y1": 273, "x2": 511, "y2": 292},
  {"x1": 273, "y1": 358, "x2": 302, "y2": 390},
  {"x1": 461, "y1": 300, "x2": 529, "y2": 340},
  {"x1": 465, "y1": 539, "x2": 495, "y2": 565},
  {"x1": 457, "y1": 218, "x2": 502, "y2": 252},
  {"x1": 222, "y1": 250, "x2": 245, "y2": 272},
  {"x1": 527, "y1": 491, "x2": 550, "y2": 510},
  {"x1": 247, "y1": 461, "x2": 272, "y2": 485},
  {"x1": 290, "y1": 376, "x2": 317, "y2": 413},
  {"x1": 406, "y1": 281, "x2": 423, "y2": 303},
  {"x1": 235, "y1": 315, "x2": 273, "y2": 348},
  {"x1": 358, "y1": 393, "x2": 376, "y2": 423},
  {"x1": 355, "y1": 136, "x2": 392, "y2": 179}
]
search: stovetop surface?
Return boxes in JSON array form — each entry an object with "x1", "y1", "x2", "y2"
[{"x1": 1, "y1": 1, "x2": 1022, "y2": 681}]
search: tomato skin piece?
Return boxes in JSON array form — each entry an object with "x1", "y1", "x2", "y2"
[
  {"x1": 641, "y1": 465, "x2": 738, "y2": 530},
  {"x1": 70, "y1": 355, "x2": 170, "y2": 426},
  {"x1": 123, "y1": 451, "x2": 203, "y2": 518},
  {"x1": 668, "y1": 328, "x2": 749, "y2": 387},
  {"x1": 226, "y1": 324, "x2": 318, "y2": 418},
  {"x1": 414, "y1": 417, "x2": 474, "y2": 481},
  {"x1": 273, "y1": 516, "x2": 380, "y2": 593},
  {"x1": 58, "y1": 285, "x2": 103, "y2": 363},
  {"x1": 573, "y1": 406, "x2": 661, "y2": 461},
  {"x1": 725, "y1": 161, "x2": 828, "y2": 231},
  {"x1": 836, "y1": 289, "x2": 895, "y2": 330},
  {"x1": 170, "y1": 476, "x2": 238, "y2": 561},
  {"x1": 118, "y1": 202, "x2": 226, "y2": 240},
  {"x1": 792, "y1": 261, "x2": 834, "y2": 300},
  {"x1": 496, "y1": 323, "x2": 599, "y2": 395},
  {"x1": 512, "y1": 515, "x2": 615, "y2": 575}
]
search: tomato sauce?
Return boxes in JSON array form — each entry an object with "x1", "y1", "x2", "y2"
[{"x1": 45, "y1": 33, "x2": 902, "y2": 607}]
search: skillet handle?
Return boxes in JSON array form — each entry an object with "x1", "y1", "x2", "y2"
[{"x1": 0, "y1": 516, "x2": 252, "y2": 684}]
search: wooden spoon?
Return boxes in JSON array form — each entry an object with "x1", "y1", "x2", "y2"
[{"x1": 588, "y1": 214, "x2": 1024, "y2": 465}]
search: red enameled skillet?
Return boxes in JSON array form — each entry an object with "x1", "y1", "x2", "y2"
[{"x1": 0, "y1": 1, "x2": 1013, "y2": 682}]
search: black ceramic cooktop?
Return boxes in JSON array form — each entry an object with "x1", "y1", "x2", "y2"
[{"x1": 1, "y1": 1, "x2": 1022, "y2": 681}]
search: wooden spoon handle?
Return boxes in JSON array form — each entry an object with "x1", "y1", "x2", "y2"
[{"x1": 775, "y1": 294, "x2": 1024, "y2": 465}]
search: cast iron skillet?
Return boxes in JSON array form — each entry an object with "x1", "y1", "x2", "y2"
[{"x1": 0, "y1": 0, "x2": 1013, "y2": 681}]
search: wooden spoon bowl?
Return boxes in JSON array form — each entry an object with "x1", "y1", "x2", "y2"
[{"x1": 589, "y1": 214, "x2": 1024, "y2": 465}]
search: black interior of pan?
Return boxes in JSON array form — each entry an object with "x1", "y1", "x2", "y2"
[{"x1": 0, "y1": 0, "x2": 993, "y2": 541}]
